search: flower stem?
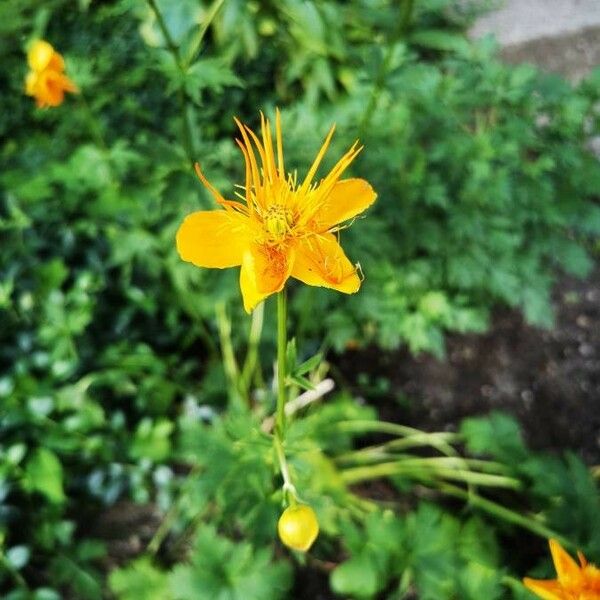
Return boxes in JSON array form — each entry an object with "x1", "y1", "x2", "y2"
[
  {"x1": 276, "y1": 290, "x2": 287, "y2": 437},
  {"x1": 146, "y1": 0, "x2": 196, "y2": 163},
  {"x1": 273, "y1": 429, "x2": 296, "y2": 504},
  {"x1": 341, "y1": 461, "x2": 522, "y2": 489},
  {"x1": 435, "y1": 481, "x2": 572, "y2": 548},
  {"x1": 215, "y1": 302, "x2": 245, "y2": 407},
  {"x1": 241, "y1": 301, "x2": 264, "y2": 400},
  {"x1": 273, "y1": 290, "x2": 296, "y2": 503}
]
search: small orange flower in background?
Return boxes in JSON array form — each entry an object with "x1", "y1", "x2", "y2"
[
  {"x1": 25, "y1": 40, "x2": 78, "y2": 108},
  {"x1": 523, "y1": 539, "x2": 600, "y2": 599},
  {"x1": 176, "y1": 110, "x2": 377, "y2": 312}
]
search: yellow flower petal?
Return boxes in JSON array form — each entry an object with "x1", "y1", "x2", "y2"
[
  {"x1": 292, "y1": 233, "x2": 360, "y2": 293},
  {"x1": 522, "y1": 578, "x2": 565, "y2": 600},
  {"x1": 25, "y1": 71, "x2": 37, "y2": 95},
  {"x1": 176, "y1": 210, "x2": 250, "y2": 268},
  {"x1": 239, "y1": 244, "x2": 294, "y2": 312},
  {"x1": 549, "y1": 539, "x2": 582, "y2": 587},
  {"x1": 27, "y1": 40, "x2": 54, "y2": 72},
  {"x1": 314, "y1": 178, "x2": 377, "y2": 230}
]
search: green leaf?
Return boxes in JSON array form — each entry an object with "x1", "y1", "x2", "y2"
[
  {"x1": 129, "y1": 418, "x2": 173, "y2": 462},
  {"x1": 24, "y1": 448, "x2": 65, "y2": 504},
  {"x1": 185, "y1": 58, "x2": 243, "y2": 103},
  {"x1": 50, "y1": 555, "x2": 101, "y2": 600},
  {"x1": 294, "y1": 353, "x2": 323, "y2": 376},
  {"x1": 109, "y1": 558, "x2": 172, "y2": 600},
  {"x1": 409, "y1": 30, "x2": 469, "y2": 53},
  {"x1": 168, "y1": 525, "x2": 291, "y2": 600},
  {"x1": 287, "y1": 373, "x2": 316, "y2": 391},
  {"x1": 461, "y1": 412, "x2": 528, "y2": 463},
  {"x1": 330, "y1": 553, "x2": 380, "y2": 599}
]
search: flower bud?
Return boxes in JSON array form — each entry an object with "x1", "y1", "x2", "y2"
[{"x1": 277, "y1": 504, "x2": 319, "y2": 552}]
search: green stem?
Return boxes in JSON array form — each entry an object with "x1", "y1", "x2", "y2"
[
  {"x1": 435, "y1": 482, "x2": 572, "y2": 548},
  {"x1": 273, "y1": 290, "x2": 296, "y2": 504},
  {"x1": 180, "y1": 0, "x2": 226, "y2": 69},
  {"x1": 335, "y1": 432, "x2": 461, "y2": 464},
  {"x1": 241, "y1": 301, "x2": 264, "y2": 399},
  {"x1": 147, "y1": 464, "x2": 202, "y2": 555},
  {"x1": 273, "y1": 431, "x2": 296, "y2": 504},
  {"x1": 341, "y1": 461, "x2": 522, "y2": 489},
  {"x1": 146, "y1": 0, "x2": 196, "y2": 162},
  {"x1": 215, "y1": 302, "x2": 245, "y2": 407},
  {"x1": 336, "y1": 419, "x2": 459, "y2": 456},
  {"x1": 276, "y1": 290, "x2": 287, "y2": 437}
]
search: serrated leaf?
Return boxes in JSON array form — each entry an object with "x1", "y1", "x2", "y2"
[
  {"x1": 109, "y1": 558, "x2": 171, "y2": 600},
  {"x1": 185, "y1": 58, "x2": 242, "y2": 103},
  {"x1": 461, "y1": 412, "x2": 527, "y2": 463}
]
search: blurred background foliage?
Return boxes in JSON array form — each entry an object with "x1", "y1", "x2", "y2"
[{"x1": 1, "y1": 0, "x2": 599, "y2": 598}]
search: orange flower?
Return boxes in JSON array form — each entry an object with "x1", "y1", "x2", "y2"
[
  {"x1": 176, "y1": 110, "x2": 376, "y2": 312},
  {"x1": 25, "y1": 40, "x2": 78, "y2": 108},
  {"x1": 523, "y1": 539, "x2": 600, "y2": 599}
]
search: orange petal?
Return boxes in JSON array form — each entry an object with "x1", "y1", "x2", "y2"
[
  {"x1": 314, "y1": 178, "x2": 377, "y2": 229},
  {"x1": 291, "y1": 233, "x2": 360, "y2": 294},
  {"x1": 176, "y1": 210, "x2": 250, "y2": 268},
  {"x1": 27, "y1": 40, "x2": 54, "y2": 72},
  {"x1": 522, "y1": 578, "x2": 565, "y2": 600},
  {"x1": 47, "y1": 51, "x2": 65, "y2": 72},
  {"x1": 29, "y1": 70, "x2": 78, "y2": 107},
  {"x1": 239, "y1": 244, "x2": 294, "y2": 312},
  {"x1": 549, "y1": 539, "x2": 581, "y2": 586}
]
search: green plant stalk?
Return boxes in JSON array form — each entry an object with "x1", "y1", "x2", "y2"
[
  {"x1": 276, "y1": 290, "x2": 287, "y2": 436},
  {"x1": 337, "y1": 451, "x2": 512, "y2": 476},
  {"x1": 273, "y1": 290, "x2": 296, "y2": 504},
  {"x1": 335, "y1": 431, "x2": 461, "y2": 463},
  {"x1": 215, "y1": 302, "x2": 245, "y2": 406},
  {"x1": 273, "y1": 430, "x2": 296, "y2": 504},
  {"x1": 146, "y1": 0, "x2": 196, "y2": 162},
  {"x1": 336, "y1": 419, "x2": 460, "y2": 456},
  {"x1": 181, "y1": 0, "x2": 226, "y2": 68},
  {"x1": 147, "y1": 464, "x2": 203, "y2": 555},
  {"x1": 341, "y1": 461, "x2": 522, "y2": 489},
  {"x1": 435, "y1": 481, "x2": 572, "y2": 548},
  {"x1": 241, "y1": 301, "x2": 264, "y2": 398}
]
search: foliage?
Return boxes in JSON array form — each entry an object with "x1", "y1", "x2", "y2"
[
  {"x1": 109, "y1": 527, "x2": 291, "y2": 600},
  {"x1": 0, "y1": 0, "x2": 599, "y2": 597}
]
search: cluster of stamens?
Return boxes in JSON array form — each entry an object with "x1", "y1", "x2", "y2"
[{"x1": 263, "y1": 204, "x2": 295, "y2": 243}]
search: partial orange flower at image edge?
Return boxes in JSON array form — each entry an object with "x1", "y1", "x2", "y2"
[
  {"x1": 25, "y1": 39, "x2": 78, "y2": 108},
  {"x1": 524, "y1": 539, "x2": 600, "y2": 600},
  {"x1": 176, "y1": 110, "x2": 377, "y2": 312}
]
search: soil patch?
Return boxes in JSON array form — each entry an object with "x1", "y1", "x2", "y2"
[{"x1": 338, "y1": 266, "x2": 600, "y2": 464}]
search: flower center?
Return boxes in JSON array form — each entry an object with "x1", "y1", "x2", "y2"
[{"x1": 264, "y1": 204, "x2": 293, "y2": 241}]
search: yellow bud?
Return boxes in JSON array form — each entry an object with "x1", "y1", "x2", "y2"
[
  {"x1": 277, "y1": 504, "x2": 319, "y2": 552},
  {"x1": 28, "y1": 40, "x2": 54, "y2": 72}
]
